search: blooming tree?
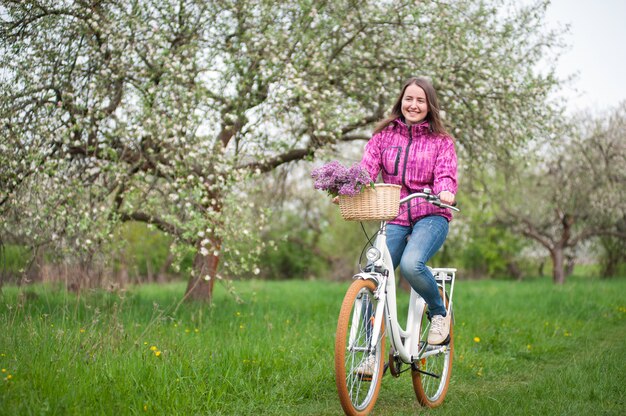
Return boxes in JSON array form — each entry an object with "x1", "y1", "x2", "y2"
[
  {"x1": 0, "y1": 0, "x2": 563, "y2": 299},
  {"x1": 494, "y1": 103, "x2": 626, "y2": 283}
]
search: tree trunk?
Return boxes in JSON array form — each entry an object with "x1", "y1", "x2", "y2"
[
  {"x1": 600, "y1": 236, "x2": 626, "y2": 278},
  {"x1": 507, "y1": 261, "x2": 523, "y2": 281},
  {"x1": 551, "y1": 247, "x2": 566, "y2": 284},
  {"x1": 565, "y1": 253, "x2": 575, "y2": 277},
  {"x1": 157, "y1": 251, "x2": 174, "y2": 283},
  {"x1": 184, "y1": 237, "x2": 221, "y2": 302},
  {"x1": 25, "y1": 247, "x2": 44, "y2": 284}
]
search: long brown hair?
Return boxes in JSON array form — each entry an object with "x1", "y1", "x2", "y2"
[{"x1": 373, "y1": 77, "x2": 450, "y2": 136}]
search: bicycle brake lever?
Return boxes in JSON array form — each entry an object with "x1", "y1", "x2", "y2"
[
  {"x1": 432, "y1": 200, "x2": 460, "y2": 212},
  {"x1": 441, "y1": 203, "x2": 460, "y2": 212}
]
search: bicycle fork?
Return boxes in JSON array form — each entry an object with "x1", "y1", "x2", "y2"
[
  {"x1": 348, "y1": 274, "x2": 388, "y2": 355},
  {"x1": 367, "y1": 275, "x2": 388, "y2": 353}
]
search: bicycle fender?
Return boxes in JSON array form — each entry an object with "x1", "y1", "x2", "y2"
[{"x1": 353, "y1": 272, "x2": 383, "y2": 285}]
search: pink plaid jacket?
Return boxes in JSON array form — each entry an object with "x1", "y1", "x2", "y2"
[{"x1": 360, "y1": 119, "x2": 458, "y2": 226}]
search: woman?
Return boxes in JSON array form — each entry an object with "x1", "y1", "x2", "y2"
[{"x1": 360, "y1": 76, "x2": 458, "y2": 346}]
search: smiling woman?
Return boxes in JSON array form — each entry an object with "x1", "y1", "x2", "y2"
[
  {"x1": 401, "y1": 84, "x2": 429, "y2": 125},
  {"x1": 358, "y1": 76, "x2": 458, "y2": 345}
]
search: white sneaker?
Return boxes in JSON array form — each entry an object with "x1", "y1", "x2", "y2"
[
  {"x1": 354, "y1": 355, "x2": 376, "y2": 379},
  {"x1": 428, "y1": 314, "x2": 451, "y2": 345}
]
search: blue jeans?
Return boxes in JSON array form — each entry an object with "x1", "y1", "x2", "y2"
[{"x1": 386, "y1": 215, "x2": 449, "y2": 317}]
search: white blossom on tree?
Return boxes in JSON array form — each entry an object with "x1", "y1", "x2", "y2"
[{"x1": 0, "y1": 0, "x2": 564, "y2": 299}]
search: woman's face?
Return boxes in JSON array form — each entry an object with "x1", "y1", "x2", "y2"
[{"x1": 401, "y1": 84, "x2": 428, "y2": 126}]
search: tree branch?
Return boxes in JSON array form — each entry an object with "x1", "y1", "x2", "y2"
[
  {"x1": 118, "y1": 211, "x2": 184, "y2": 242},
  {"x1": 244, "y1": 148, "x2": 314, "y2": 173},
  {"x1": 500, "y1": 207, "x2": 556, "y2": 250}
]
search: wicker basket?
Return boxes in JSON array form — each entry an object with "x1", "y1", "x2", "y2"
[{"x1": 338, "y1": 184, "x2": 401, "y2": 221}]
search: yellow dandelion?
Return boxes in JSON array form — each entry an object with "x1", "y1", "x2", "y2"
[
  {"x1": 194, "y1": 328, "x2": 199, "y2": 333},
  {"x1": 150, "y1": 345, "x2": 158, "y2": 351},
  {"x1": 239, "y1": 324, "x2": 245, "y2": 330},
  {"x1": 473, "y1": 337, "x2": 481, "y2": 343},
  {"x1": 154, "y1": 350, "x2": 162, "y2": 357},
  {"x1": 143, "y1": 404, "x2": 148, "y2": 411},
  {"x1": 80, "y1": 328, "x2": 85, "y2": 333},
  {"x1": 1, "y1": 369, "x2": 5, "y2": 373},
  {"x1": 564, "y1": 331, "x2": 572, "y2": 337},
  {"x1": 6, "y1": 374, "x2": 12, "y2": 380},
  {"x1": 185, "y1": 328, "x2": 190, "y2": 333},
  {"x1": 527, "y1": 344, "x2": 532, "y2": 351},
  {"x1": 235, "y1": 312, "x2": 241, "y2": 317},
  {"x1": 144, "y1": 342, "x2": 148, "y2": 345}
]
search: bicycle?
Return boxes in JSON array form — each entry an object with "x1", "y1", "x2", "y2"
[{"x1": 334, "y1": 188, "x2": 460, "y2": 416}]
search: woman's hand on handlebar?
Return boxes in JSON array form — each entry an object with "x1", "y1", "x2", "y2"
[{"x1": 438, "y1": 191, "x2": 455, "y2": 206}]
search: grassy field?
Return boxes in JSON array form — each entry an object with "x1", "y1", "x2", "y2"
[{"x1": 1, "y1": 276, "x2": 625, "y2": 415}]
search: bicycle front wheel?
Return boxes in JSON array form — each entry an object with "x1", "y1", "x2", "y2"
[
  {"x1": 335, "y1": 279, "x2": 385, "y2": 416},
  {"x1": 411, "y1": 291, "x2": 453, "y2": 407}
]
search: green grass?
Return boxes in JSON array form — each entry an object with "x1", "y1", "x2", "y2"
[{"x1": 1, "y1": 277, "x2": 625, "y2": 415}]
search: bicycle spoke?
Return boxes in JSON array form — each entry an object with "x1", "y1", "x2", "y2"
[{"x1": 412, "y1": 287, "x2": 454, "y2": 408}]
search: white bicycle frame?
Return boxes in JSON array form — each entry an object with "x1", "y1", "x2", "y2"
[{"x1": 353, "y1": 221, "x2": 457, "y2": 364}]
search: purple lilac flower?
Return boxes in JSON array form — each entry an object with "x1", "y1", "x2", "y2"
[{"x1": 311, "y1": 161, "x2": 373, "y2": 196}]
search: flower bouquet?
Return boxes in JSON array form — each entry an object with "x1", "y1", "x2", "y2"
[
  {"x1": 311, "y1": 161, "x2": 401, "y2": 221},
  {"x1": 311, "y1": 160, "x2": 374, "y2": 197}
]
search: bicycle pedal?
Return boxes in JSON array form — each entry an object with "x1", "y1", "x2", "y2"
[
  {"x1": 357, "y1": 374, "x2": 373, "y2": 382},
  {"x1": 428, "y1": 334, "x2": 451, "y2": 346}
]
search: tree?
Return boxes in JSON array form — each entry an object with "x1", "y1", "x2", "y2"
[
  {"x1": 0, "y1": 0, "x2": 563, "y2": 300},
  {"x1": 496, "y1": 102, "x2": 626, "y2": 284},
  {"x1": 445, "y1": 186, "x2": 532, "y2": 280},
  {"x1": 597, "y1": 234, "x2": 626, "y2": 278}
]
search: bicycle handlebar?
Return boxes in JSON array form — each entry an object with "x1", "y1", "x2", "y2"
[{"x1": 399, "y1": 189, "x2": 460, "y2": 212}]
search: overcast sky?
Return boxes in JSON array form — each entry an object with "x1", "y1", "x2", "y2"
[{"x1": 541, "y1": 0, "x2": 626, "y2": 114}]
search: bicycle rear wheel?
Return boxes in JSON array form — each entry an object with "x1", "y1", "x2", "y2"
[
  {"x1": 335, "y1": 279, "x2": 385, "y2": 416},
  {"x1": 411, "y1": 291, "x2": 453, "y2": 407}
]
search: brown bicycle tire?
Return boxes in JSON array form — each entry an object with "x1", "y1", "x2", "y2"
[
  {"x1": 334, "y1": 279, "x2": 385, "y2": 416},
  {"x1": 411, "y1": 288, "x2": 453, "y2": 407}
]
